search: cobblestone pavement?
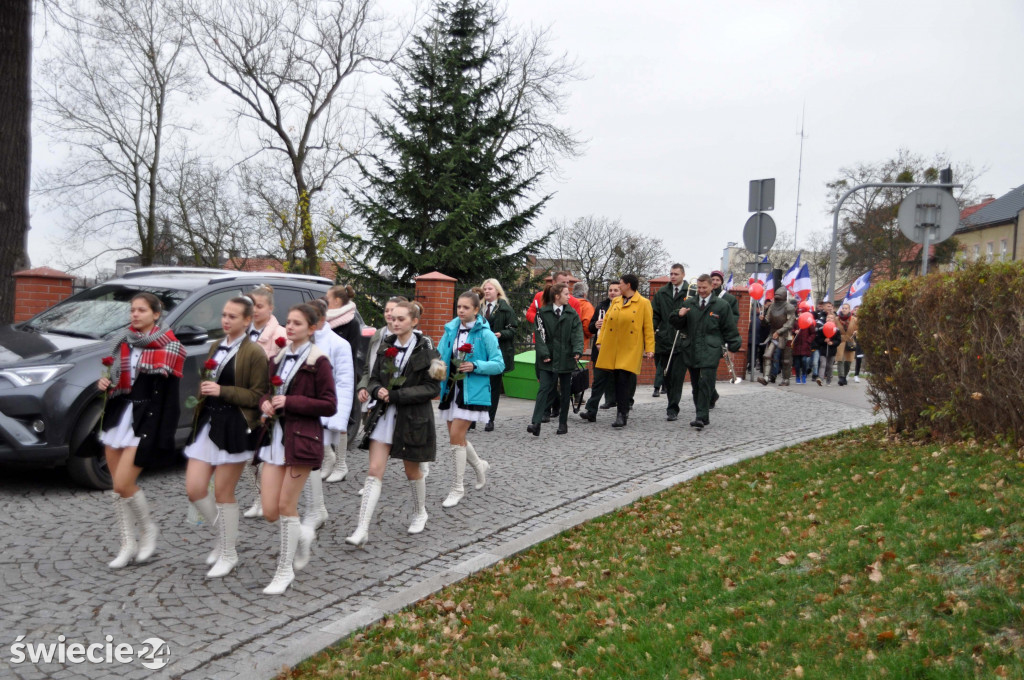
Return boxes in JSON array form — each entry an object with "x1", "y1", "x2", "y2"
[{"x1": 0, "y1": 381, "x2": 879, "y2": 679}]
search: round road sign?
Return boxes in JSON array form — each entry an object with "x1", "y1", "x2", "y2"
[
  {"x1": 897, "y1": 188, "x2": 959, "y2": 244},
  {"x1": 743, "y1": 212, "x2": 776, "y2": 254}
]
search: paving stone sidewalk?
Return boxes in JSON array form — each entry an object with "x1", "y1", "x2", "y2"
[{"x1": 0, "y1": 382, "x2": 879, "y2": 680}]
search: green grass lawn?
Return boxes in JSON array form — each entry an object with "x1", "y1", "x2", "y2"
[{"x1": 286, "y1": 426, "x2": 1024, "y2": 679}]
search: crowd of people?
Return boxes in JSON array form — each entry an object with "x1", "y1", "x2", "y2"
[
  {"x1": 97, "y1": 269, "x2": 856, "y2": 594},
  {"x1": 754, "y1": 296, "x2": 863, "y2": 386}
]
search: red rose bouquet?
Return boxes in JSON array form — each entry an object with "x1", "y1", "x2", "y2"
[
  {"x1": 451, "y1": 342, "x2": 473, "y2": 381},
  {"x1": 184, "y1": 358, "x2": 218, "y2": 410},
  {"x1": 380, "y1": 346, "x2": 406, "y2": 391}
]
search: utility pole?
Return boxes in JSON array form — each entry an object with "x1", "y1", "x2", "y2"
[{"x1": 793, "y1": 105, "x2": 808, "y2": 248}]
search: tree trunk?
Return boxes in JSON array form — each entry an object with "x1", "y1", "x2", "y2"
[{"x1": 0, "y1": 0, "x2": 32, "y2": 322}]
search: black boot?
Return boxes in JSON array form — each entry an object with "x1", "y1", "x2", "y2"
[
  {"x1": 526, "y1": 423, "x2": 540, "y2": 436},
  {"x1": 579, "y1": 411, "x2": 596, "y2": 422},
  {"x1": 612, "y1": 412, "x2": 627, "y2": 428}
]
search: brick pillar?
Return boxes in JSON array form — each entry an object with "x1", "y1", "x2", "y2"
[
  {"x1": 414, "y1": 271, "x2": 457, "y2": 347},
  {"x1": 648, "y1": 275, "x2": 670, "y2": 298},
  {"x1": 718, "y1": 287, "x2": 752, "y2": 381},
  {"x1": 14, "y1": 267, "x2": 74, "y2": 322}
]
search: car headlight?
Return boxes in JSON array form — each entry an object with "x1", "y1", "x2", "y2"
[{"x1": 0, "y1": 365, "x2": 73, "y2": 387}]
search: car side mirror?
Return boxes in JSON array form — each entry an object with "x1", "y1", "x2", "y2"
[{"x1": 175, "y1": 325, "x2": 210, "y2": 346}]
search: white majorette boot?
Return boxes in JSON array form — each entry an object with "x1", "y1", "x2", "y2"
[
  {"x1": 320, "y1": 439, "x2": 337, "y2": 480},
  {"x1": 126, "y1": 490, "x2": 159, "y2": 563},
  {"x1": 293, "y1": 523, "x2": 315, "y2": 571},
  {"x1": 301, "y1": 472, "x2": 329, "y2": 531},
  {"x1": 243, "y1": 464, "x2": 264, "y2": 518},
  {"x1": 206, "y1": 503, "x2": 239, "y2": 578},
  {"x1": 108, "y1": 492, "x2": 137, "y2": 569},
  {"x1": 442, "y1": 445, "x2": 467, "y2": 508},
  {"x1": 465, "y1": 440, "x2": 489, "y2": 491},
  {"x1": 324, "y1": 433, "x2": 348, "y2": 482},
  {"x1": 345, "y1": 476, "x2": 381, "y2": 547},
  {"x1": 263, "y1": 516, "x2": 299, "y2": 595},
  {"x1": 408, "y1": 477, "x2": 428, "y2": 534},
  {"x1": 192, "y1": 494, "x2": 220, "y2": 565}
]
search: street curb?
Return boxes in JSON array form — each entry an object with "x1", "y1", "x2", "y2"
[{"x1": 253, "y1": 413, "x2": 879, "y2": 678}]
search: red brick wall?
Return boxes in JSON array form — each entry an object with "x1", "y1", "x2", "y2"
[
  {"x1": 14, "y1": 268, "x2": 74, "y2": 322},
  {"x1": 414, "y1": 272, "x2": 457, "y2": 346}
]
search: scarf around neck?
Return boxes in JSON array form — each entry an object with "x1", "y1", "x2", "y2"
[
  {"x1": 108, "y1": 325, "x2": 186, "y2": 397},
  {"x1": 326, "y1": 302, "x2": 357, "y2": 330}
]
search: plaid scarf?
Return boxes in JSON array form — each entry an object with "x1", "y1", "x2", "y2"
[{"x1": 108, "y1": 325, "x2": 187, "y2": 397}]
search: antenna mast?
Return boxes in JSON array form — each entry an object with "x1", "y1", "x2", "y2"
[{"x1": 794, "y1": 105, "x2": 808, "y2": 247}]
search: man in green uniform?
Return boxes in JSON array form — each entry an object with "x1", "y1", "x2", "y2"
[
  {"x1": 672, "y1": 274, "x2": 741, "y2": 430},
  {"x1": 709, "y1": 270, "x2": 739, "y2": 406},
  {"x1": 652, "y1": 264, "x2": 689, "y2": 421}
]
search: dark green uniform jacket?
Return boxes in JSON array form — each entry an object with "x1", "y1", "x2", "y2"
[
  {"x1": 670, "y1": 296, "x2": 742, "y2": 368},
  {"x1": 534, "y1": 305, "x2": 584, "y2": 374},
  {"x1": 484, "y1": 297, "x2": 518, "y2": 373},
  {"x1": 652, "y1": 281, "x2": 689, "y2": 355},
  {"x1": 713, "y1": 286, "x2": 740, "y2": 320}
]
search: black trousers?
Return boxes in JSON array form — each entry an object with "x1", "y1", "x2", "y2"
[
  {"x1": 657, "y1": 351, "x2": 687, "y2": 416},
  {"x1": 533, "y1": 370, "x2": 571, "y2": 427},
  {"x1": 487, "y1": 373, "x2": 504, "y2": 421},
  {"x1": 688, "y1": 365, "x2": 716, "y2": 422},
  {"x1": 612, "y1": 370, "x2": 638, "y2": 416},
  {"x1": 584, "y1": 367, "x2": 612, "y2": 413}
]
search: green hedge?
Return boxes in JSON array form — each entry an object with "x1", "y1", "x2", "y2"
[{"x1": 858, "y1": 261, "x2": 1024, "y2": 444}]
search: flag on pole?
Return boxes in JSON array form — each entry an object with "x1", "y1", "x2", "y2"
[
  {"x1": 781, "y1": 254, "x2": 802, "y2": 292},
  {"x1": 725, "y1": 273, "x2": 733, "y2": 290},
  {"x1": 763, "y1": 270, "x2": 775, "y2": 301},
  {"x1": 794, "y1": 263, "x2": 812, "y2": 300},
  {"x1": 842, "y1": 270, "x2": 872, "y2": 310}
]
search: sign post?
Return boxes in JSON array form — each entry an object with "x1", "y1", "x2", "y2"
[{"x1": 745, "y1": 179, "x2": 776, "y2": 380}]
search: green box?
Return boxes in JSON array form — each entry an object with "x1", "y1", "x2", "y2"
[{"x1": 502, "y1": 350, "x2": 538, "y2": 400}]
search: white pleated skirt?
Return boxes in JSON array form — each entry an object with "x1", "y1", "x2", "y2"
[
  {"x1": 257, "y1": 422, "x2": 286, "y2": 466},
  {"x1": 183, "y1": 423, "x2": 253, "y2": 466},
  {"x1": 439, "y1": 382, "x2": 489, "y2": 423},
  {"x1": 98, "y1": 406, "x2": 141, "y2": 449}
]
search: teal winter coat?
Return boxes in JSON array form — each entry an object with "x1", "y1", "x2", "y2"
[{"x1": 437, "y1": 315, "x2": 505, "y2": 407}]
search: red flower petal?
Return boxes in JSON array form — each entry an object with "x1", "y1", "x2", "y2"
[
  {"x1": 385, "y1": 347, "x2": 399, "y2": 358},
  {"x1": 101, "y1": 356, "x2": 115, "y2": 366},
  {"x1": 275, "y1": 336, "x2": 288, "y2": 347},
  {"x1": 204, "y1": 359, "x2": 218, "y2": 370},
  {"x1": 271, "y1": 376, "x2": 284, "y2": 386}
]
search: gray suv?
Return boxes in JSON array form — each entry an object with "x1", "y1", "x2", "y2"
[{"x1": 0, "y1": 267, "x2": 333, "y2": 489}]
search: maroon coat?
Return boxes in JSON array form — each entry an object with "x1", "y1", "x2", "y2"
[
  {"x1": 259, "y1": 346, "x2": 337, "y2": 469},
  {"x1": 792, "y1": 326, "x2": 814, "y2": 356}
]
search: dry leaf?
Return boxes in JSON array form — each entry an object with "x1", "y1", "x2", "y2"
[
  {"x1": 776, "y1": 551, "x2": 797, "y2": 565},
  {"x1": 724, "y1": 578, "x2": 737, "y2": 591},
  {"x1": 794, "y1": 666, "x2": 804, "y2": 678},
  {"x1": 867, "y1": 561, "x2": 884, "y2": 583}
]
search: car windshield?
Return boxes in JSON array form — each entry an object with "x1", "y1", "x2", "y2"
[{"x1": 21, "y1": 284, "x2": 189, "y2": 339}]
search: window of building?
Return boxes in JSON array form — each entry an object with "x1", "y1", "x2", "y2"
[
  {"x1": 973, "y1": 244, "x2": 981, "y2": 261},
  {"x1": 986, "y1": 242, "x2": 994, "y2": 263},
  {"x1": 1001, "y1": 239, "x2": 1008, "y2": 261}
]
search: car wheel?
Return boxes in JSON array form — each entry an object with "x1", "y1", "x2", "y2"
[{"x1": 67, "y1": 403, "x2": 112, "y2": 490}]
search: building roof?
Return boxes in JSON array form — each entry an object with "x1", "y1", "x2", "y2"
[{"x1": 959, "y1": 183, "x2": 1024, "y2": 231}]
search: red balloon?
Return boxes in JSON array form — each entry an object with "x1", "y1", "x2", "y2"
[
  {"x1": 798, "y1": 300, "x2": 812, "y2": 313},
  {"x1": 749, "y1": 282, "x2": 764, "y2": 300},
  {"x1": 823, "y1": 321, "x2": 837, "y2": 338},
  {"x1": 798, "y1": 312, "x2": 814, "y2": 329}
]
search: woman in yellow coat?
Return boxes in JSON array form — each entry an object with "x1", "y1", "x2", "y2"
[{"x1": 595, "y1": 274, "x2": 655, "y2": 428}]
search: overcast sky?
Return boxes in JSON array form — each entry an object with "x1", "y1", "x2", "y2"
[{"x1": 27, "y1": 0, "x2": 1024, "y2": 277}]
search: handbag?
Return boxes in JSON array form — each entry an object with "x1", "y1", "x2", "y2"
[{"x1": 570, "y1": 360, "x2": 590, "y2": 413}]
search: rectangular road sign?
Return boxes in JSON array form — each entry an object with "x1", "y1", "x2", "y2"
[
  {"x1": 748, "y1": 178, "x2": 775, "y2": 212},
  {"x1": 744, "y1": 261, "x2": 773, "y2": 274}
]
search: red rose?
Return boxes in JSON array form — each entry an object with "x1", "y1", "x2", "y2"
[
  {"x1": 385, "y1": 346, "x2": 400, "y2": 359},
  {"x1": 101, "y1": 356, "x2": 115, "y2": 367},
  {"x1": 275, "y1": 336, "x2": 287, "y2": 348},
  {"x1": 458, "y1": 343, "x2": 473, "y2": 353},
  {"x1": 270, "y1": 376, "x2": 284, "y2": 387},
  {"x1": 204, "y1": 358, "x2": 218, "y2": 371}
]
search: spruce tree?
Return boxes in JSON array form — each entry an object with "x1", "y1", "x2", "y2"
[{"x1": 345, "y1": 0, "x2": 550, "y2": 287}]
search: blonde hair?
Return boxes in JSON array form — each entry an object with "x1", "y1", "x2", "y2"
[
  {"x1": 480, "y1": 278, "x2": 508, "y2": 301},
  {"x1": 248, "y1": 284, "x2": 275, "y2": 307},
  {"x1": 394, "y1": 300, "x2": 423, "y2": 319}
]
